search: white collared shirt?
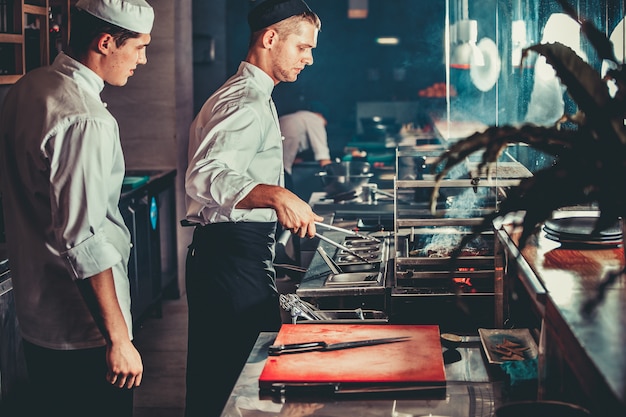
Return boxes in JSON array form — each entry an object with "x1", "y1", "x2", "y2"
[
  {"x1": 185, "y1": 62, "x2": 284, "y2": 225},
  {"x1": 0, "y1": 53, "x2": 133, "y2": 349},
  {"x1": 279, "y1": 110, "x2": 330, "y2": 174}
]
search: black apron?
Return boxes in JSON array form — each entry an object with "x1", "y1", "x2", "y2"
[
  {"x1": 184, "y1": 221, "x2": 282, "y2": 417},
  {"x1": 186, "y1": 221, "x2": 279, "y2": 314}
]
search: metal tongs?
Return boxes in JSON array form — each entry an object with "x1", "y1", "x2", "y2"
[
  {"x1": 315, "y1": 233, "x2": 374, "y2": 264},
  {"x1": 313, "y1": 222, "x2": 379, "y2": 265},
  {"x1": 279, "y1": 293, "x2": 328, "y2": 323},
  {"x1": 315, "y1": 221, "x2": 380, "y2": 242},
  {"x1": 316, "y1": 246, "x2": 343, "y2": 274}
]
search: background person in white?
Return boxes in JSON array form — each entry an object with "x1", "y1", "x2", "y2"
[
  {"x1": 0, "y1": 1, "x2": 153, "y2": 416},
  {"x1": 280, "y1": 109, "x2": 332, "y2": 176}
]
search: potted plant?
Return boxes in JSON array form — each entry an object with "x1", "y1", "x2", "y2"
[{"x1": 430, "y1": 0, "x2": 626, "y2": 310}]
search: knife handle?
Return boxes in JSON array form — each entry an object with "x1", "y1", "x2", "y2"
[{"x1": 268, "y1": 341, "x2": 327, "y2": 355}]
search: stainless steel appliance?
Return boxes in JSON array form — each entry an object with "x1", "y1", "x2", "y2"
[{"x1": 389, "y1": 147, "x2": 530, "y2": 331}]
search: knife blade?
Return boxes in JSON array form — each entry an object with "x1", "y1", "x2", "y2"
[{"x1": 268, "y1": 336, "x2": 411, "y2": 355}]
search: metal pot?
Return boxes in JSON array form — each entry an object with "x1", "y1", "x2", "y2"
[
  {"x1": 316, "y1": 161, "x2": 373, "y2": 197},
  {"x1": 360, "y1": 117, "x2": 402, "y2": 142},
  {"x1": 495, "y1": 401, "x2": 591, "y2": 417}
]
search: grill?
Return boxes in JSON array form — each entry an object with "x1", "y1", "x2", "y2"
[
  {"x1": 391, "y1": 219, "x2": 502, "y2": 331},
  {"x1": 395, "y1": 226, "x2": 495, "y2": 293},
  {"x1": 389, "y1": 147, "x2": 526, "y2": 328},
  {"x1": 329, "y1": 235, "x2": 389, "y2": 277}
]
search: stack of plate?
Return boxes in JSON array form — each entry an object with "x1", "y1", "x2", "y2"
[{"x1": 543, "y1": 216, "x2": 622, "y2": 246}]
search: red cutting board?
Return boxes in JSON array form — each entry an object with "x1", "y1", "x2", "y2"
[{"x1": 259, "y1": 324, "x2": 446, "y2": 392}]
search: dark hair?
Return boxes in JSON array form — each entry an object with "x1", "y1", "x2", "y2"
[
  {"x1": 68, "y1": 7, "x2": 141, "y2": 58},
  {"x1": 249, "y1": 11, "x2": 320, "y2": 46}
]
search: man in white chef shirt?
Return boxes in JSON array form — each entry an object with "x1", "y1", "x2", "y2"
[
  {"x1": 279, "y1": 106, "x2": 332, "y2": 191},
  {"x1": 0, "y1": 1, "x2": 152, "y2": 416},
  {"x1": 184, "y1": 1, "x2": 323, "y2": 416}
]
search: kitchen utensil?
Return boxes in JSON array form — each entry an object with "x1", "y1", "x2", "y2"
[
  {"x1": 543, "y1": 232, "x2": 622, "y2": 247},
  {"x1": 360, "y1": 116, "x2": 396, "y2": 130},
  {"x1": 440, "y1": 333, "x2": 481, "y2": 349},
  {"x1": 316, "y1": 246, "x2": 343, "y2": 274},
  {"x1": 316, "y1": 161, "x2": 373, "y2": 197},
  {"x1": 279, "y1": 293, "x2": 328, "y2": 322},
  {"x1": 440, "y1": 333, "x2": 462, "y2": 349},
  {"x1": 360, "y1": 183, "x2": 378, "y2": 204},
  {"x1": 295, "y1": 309, "x2": 388, "y2": 324},
  {"x1": 315, "y1": 233, "x2": 374, "y2": 264},
  {"x1": 479, "y1": 328, "x2": 537, "y2": 364},
  {"x1": 495, "y1": 401, "x2": 591, "y2": 417},
  {"x1": 315, "y1": 221, "x2": 380, "y2": 242},
  {"x1": 268, "y1": 336, "x2": 411, "y2": 355},
  {"x1": 543, "y1": 216, "x2": 621, "y2": 238}
]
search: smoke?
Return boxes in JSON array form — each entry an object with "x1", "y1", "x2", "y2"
[{"x1": 420, "y1": 185, "x2": 492, "y2": 257}]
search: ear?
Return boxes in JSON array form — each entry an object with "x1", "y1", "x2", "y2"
[
  {"x1": 261, "y1": 29, "x2": 278, "y2": 49},
  {"x1": 96, "y1": 33, "x2": 115, "y2": 55}
]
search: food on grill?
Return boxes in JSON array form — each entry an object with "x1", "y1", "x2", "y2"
[
  {"x1": 407, "y1": 233, "x2": 492, "y2": 258},
  {"x1": 409, "y1": 246, "x2": 489, "y2": 258}
]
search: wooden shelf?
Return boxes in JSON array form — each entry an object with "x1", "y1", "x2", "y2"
[
  {"x1": 22, "y1": 3, "x2": 45, "y2": 14},
  {"x1": 0, "y1": 74, "x2": 22, "y2": 83},
  {"x1": 0, "y1": 33, "x2": 22, "y2": 43},
  {"x1": 0, "y1": 0, "x2": 52, "y2": 85}
]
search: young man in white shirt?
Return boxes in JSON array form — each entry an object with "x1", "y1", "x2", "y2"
[
  {"x1": 0, "y1": 1, "x2": 153, "y2": 416},
  {"x1": 184, "y1": 1, "x2": 323, "y2": 415}
]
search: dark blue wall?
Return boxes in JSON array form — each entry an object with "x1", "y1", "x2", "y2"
[{"x1": 223, "y1": 0, "x2": 446, "y2": 145}]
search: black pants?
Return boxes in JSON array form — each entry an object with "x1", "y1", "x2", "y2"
[
  {"x1": 20, "y1": 341, "x2": 133, "y2": 417},
  {"x1": 185, "y1": 222, "x2": 282, "y2": 417}
]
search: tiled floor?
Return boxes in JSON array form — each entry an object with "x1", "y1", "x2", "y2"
[{"x1": 132, "y1": 296, "x2": 188, "y2": 417}]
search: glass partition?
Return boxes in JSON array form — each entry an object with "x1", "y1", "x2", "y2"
[{"x1": 440, "y1": 0, "x2": 624, "y2": 175}]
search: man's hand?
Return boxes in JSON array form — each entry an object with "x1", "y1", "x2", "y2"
[
  {"x1": 236, "y1": 184, "x2": 323, "y2": 238},
  {"x1": 75, "y1": 269, "x2": 144, "y2": 389},
  {"x1": 106, "y1": 339, "x2": 144, "y2": 389},
  {"x1": 273, "y1": 188, "x2": 323, "y2": 238}
]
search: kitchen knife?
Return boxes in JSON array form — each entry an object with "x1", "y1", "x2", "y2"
[{"x1": 268, "y1": 336, "x2": 411, "y2": 355}]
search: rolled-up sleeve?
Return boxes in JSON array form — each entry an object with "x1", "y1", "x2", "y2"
[
  {"x1": 186, "y1": 105, "x2": 264, "y2": 221},
  {"x1": 46, "y1": 119, "x2": 123, "y2": 279}
]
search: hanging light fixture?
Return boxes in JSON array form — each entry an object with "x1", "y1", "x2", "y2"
[{"x1": 450, "y1": 0, "x2": 484, "y2": 69}]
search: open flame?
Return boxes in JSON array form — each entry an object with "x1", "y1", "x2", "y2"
[{"x1": 453, "y1": 276, "x2": 475, "y2": 293}]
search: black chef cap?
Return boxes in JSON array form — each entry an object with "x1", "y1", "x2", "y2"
[{"x1": 248, "y1": 0, "x2": 312, "y2": 32}]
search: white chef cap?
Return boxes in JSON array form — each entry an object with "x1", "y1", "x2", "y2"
[{"x1": 75, "y1": 0, "x2": 154, "y2": 34}]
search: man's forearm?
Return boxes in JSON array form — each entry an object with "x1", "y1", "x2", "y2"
[
  {"x1": 235, "y1": 183, "x2": 285, "y2": 210},
  {"x1": 75, "y1": 268, "x2": 130, "y2": 344}
]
